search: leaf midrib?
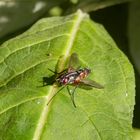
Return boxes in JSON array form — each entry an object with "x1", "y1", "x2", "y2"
[{"x1": 32, "y1": 10, "x2": 87, "y2": 140}]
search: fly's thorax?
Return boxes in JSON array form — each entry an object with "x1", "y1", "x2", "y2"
[
  {"x1": 67, "y1": 75, "x2": 76, "y2": 84},
  {"x1": 64, "y1": 71, "x2": 78, "y2": 84},
  {"x1": 56, "y1": 71, "x2": 78, "y2": 85},
  {"x1": 56, "y1": 74, "x2": 67, "y2": 85}
]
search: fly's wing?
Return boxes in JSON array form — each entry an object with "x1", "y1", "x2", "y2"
[
  {"x1": 68, "y1": 53, "x2": 80, "y2": 72},
  {"x1": 78, "y1": 83, "x2": 93, "y2": 90},
  {"x1": 79, "y1": 79, "x2": 104, "y2": 89}
]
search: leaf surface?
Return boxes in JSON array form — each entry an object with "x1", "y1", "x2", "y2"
[
  {"x1": 133, "y1": 129, "x2": 140, "y2": 140},
  {"x1": 0, "y1": 10, "x2": 135, "y2": 140}
]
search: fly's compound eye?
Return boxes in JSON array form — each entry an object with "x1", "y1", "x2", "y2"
[{"x1": 85, "y1": 68, "x2": 91, "y2": 74}]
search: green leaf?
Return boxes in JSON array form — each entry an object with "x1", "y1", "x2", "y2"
[
  {"x1": 0, "y1": 10, "x2": 135, "y2": 140},
  {"x1": 133, "y1": 129, "x2": 140, "y2": 140}
]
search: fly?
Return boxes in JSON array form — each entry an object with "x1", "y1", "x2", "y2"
[{"x1": 46, "y1": 53, "x2": 104, "y2": 107}]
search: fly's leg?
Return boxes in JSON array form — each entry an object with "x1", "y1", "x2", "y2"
[
  {"x1": 48, "y1": 68, "x2": 57, "y2": 74},
  {"x1": 48, "y1": 68, "x2": 67, "y2": 74},
  {"x1": 47, "y1": 86, "x2": 65, "y2": 105},
  {"x1": 67, "y1": 86, "x2": 78, "y2": 108}
]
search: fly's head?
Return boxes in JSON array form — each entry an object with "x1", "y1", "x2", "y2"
[
  {"x1": 84, "y1": 68, "x2": 91, "y2": 74},
  {"x1": 82, "y1": 68, "x2": 91, "y2": 78}
]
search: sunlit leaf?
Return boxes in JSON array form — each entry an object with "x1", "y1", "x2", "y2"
[
  {"x1": 133, "y1": 128, "x2": 140, "y2": 140},
  {"x1": 0, "y1": 10, "x2": 135, "y2": 140}
]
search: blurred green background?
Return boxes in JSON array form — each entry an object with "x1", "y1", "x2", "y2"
[{"x1": 0, "y1": 0, "x2": 139, "y2": 139}]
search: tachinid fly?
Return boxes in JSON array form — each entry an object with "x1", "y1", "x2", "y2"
[{"x1": 46, "y1": 53, "x2": 104, "y2": 107}]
